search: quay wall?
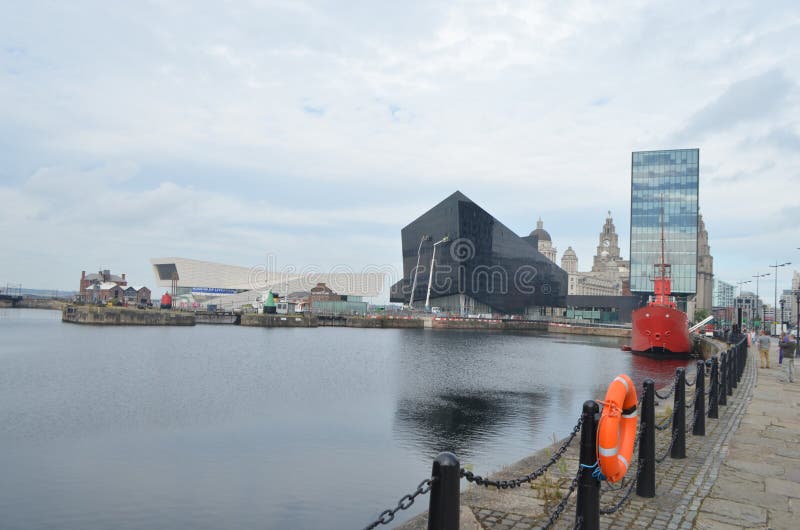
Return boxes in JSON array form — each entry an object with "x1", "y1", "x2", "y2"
[
  {"x1": 432, "y1": 317, "x2": 505, "y2": 330},
  {"x1": 194, "y1": 312, "x2": 240, "y2": 325},
  {"x1": 62, "y1": 306, "x2": 195, "y2": 326},
  {"x1": 240, "y1": 314, "x2": 318, "y2": 327},
  {"x1": 346, "y1": 317, "x2": 423, "y2": 328},
  {"x1": 0, "y1": 298, "x2": 67, "y2": 310},
  {"x1": 431, "y1": 317, "x2": 626, "y2": 336},
  {"x1": 547, "y1": 323, "x2": 631, "y2": 337},
  {"x1": 692, "y1": 334, "x2": 727, "y2": 359}
]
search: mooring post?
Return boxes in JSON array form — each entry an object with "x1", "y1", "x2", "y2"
[
  {"x1": 727, "y1": 348, "x2": 734, "y2": 396},
  {"x1": 636, "y1": 379, "x2": 656, "y2": 498},
  {"x1": 576, "y1": 400, "x2": 600, "y2": 530},
  {"x1": 671, "y1": 368, "x2": 686, "y2": 459},
  {"x1": 738, "y1": 340, "x2": 746, "y2": 380},
  {"x1": 692, "y1": 360, "x2": 706, "y2": 436},
  {"x1": 731, "y1": 345, "x2": 738, "y2": 389},
  {"x1": 719, "y1": 351, "x2": 728, "y2": 406},
  {"x1": 427, "y1": 452, "x2": 460, "y2": 530},
  {"x1": 708, "y1": 356, "x2": 719, "y2": 419}
]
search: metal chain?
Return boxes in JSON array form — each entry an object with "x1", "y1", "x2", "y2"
[
  {"x1": 656, "y1": 431, "x2": 677, "y2": 463},
  {"x1": 655, "y1": 414, "x2": 672, "y2": 431},
  {"x1": 541, "y1": 467, "x2": 581, "y2": 529},
  {"x1": 655, "y1": 382, "x2": 675, "y2": 400},
  {"x1": 361, "y1": 477, "x2": 435, "y2": 530},
  {"x1": 684, "y1": 374, "x2": 697, "y2": 387},
  {"x1": 461, "y1": 416, "x2": 582, "y2": 489},
  {"x1": 599, "y1": 463, "x2": 641, "y2": 514}
]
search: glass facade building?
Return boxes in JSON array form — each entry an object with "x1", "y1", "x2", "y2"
[
  {"x1": 630, "y1": 149, "x2": 699, "y2": 296},
  {"x1": 389, "y1": 191, "x2": 567, "y2": 313}
]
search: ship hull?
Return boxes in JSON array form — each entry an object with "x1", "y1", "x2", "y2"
[{"x1": 631, "y1": 305, "x2": 691, "y2": 355}]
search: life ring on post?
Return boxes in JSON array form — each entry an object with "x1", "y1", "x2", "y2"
[{"x1": 597, "y1": 374, "x2": 638, "y2": 483}]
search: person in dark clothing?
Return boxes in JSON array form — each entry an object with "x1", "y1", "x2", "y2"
[{"x1": 780, "y1": 333, "x2": 797, "y2": 383}]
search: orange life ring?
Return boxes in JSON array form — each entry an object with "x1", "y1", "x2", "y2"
[{"x1": 597, "y1": 374, "x2": 638, "y2": 483}]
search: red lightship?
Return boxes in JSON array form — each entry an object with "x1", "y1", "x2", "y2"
[{"x1": 630, "y1": 206, "x2": 691, "y2": 356}]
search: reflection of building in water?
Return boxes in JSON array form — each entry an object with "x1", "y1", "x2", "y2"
[{"x1": 393, "y1": 390, "x2": 550, "y2": 459}]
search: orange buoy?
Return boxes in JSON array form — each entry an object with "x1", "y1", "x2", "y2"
[{"x1": 597, "y1": 374, "x2": 638, "y2": 483}]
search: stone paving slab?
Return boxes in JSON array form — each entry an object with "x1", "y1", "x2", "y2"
[{"x1": 697, "y1": 342, "x2": 800, "y2": 530}]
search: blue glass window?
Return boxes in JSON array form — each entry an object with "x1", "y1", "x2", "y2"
[{"x1": 630, "y1": 149, "x2": 699, "y2": 295}]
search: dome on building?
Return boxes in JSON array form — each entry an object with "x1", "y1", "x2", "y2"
[
  {"x1": 563, "y1": 246, "x2": 577, "y2": 258},
  {"x1": 529, "y1": 217, "x2": 551, "y2": 242}
]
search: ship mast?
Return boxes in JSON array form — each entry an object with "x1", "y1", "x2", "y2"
[{"x1": 660, "y1": 195, "x2": 666, "y2": 281}]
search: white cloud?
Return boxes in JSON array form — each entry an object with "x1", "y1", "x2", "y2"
[{"x1": 1, "y1": 1, "x2": 800, "y2": 292}]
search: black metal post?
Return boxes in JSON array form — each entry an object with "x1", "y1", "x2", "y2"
[
  {"x1": 692, "y1": 360, "x2": 705, "y2": 436},
  {"x1": 719, "y1": 351, "x2": 727, "y2": 406},
  {"x1": 739, "y1": 340, "x2": 746, "y2": 380},
  {"x1": 708, "y1": 356, "x2": 719, "y2": 419},
  {"x1": 727, "y1": 348, "x2": 734, "y2": 396},
  {"x1": 731, "y1": 345, "x2": 738, "y2": 389},
  {"x1": 636, "y1": 379, "x2": 656, "y2": 498},
  {"x1": 671, "y1": 368, "x2": 686, "y2": 459},
  {"x1": 427, "y1": 452, "x2": 460, "y2": 530},
  {"x1": 576, "y1": 400, "x2": 600, "y2": 530}
]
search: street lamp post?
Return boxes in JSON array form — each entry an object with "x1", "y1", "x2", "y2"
[
  {"x1": 752, "y1": 273, "x2": 770, "y2": 331},
  {"x1": 795, "y1": 289, "x2": 800, "y2": 335},
  {"x1": 780, "y1": 298, "x2": 785, "y2": 333},
  {"x1": 424, "y1": 236, "x2": 450, "y2": 310},
  {"x1": 735, "y1": 280, "x2": 751, "y2": 332},
  {"x1": 408, "y1": 235, "x2": 431, "y2": 309},
  {"x1": 769, "y1": 261, "x2": 791, "y2": 335}
]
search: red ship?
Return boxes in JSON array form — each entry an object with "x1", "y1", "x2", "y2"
[{"x1": 630, "y1": 205, "x2": 691, "y2": 355}]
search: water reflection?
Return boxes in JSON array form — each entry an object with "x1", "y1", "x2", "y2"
[
  {"x1": 394, "y1": 390, "x2": 547, "y2": 460},
  {"x1": 629, "y1": 354, "x2": 692, "y2": 389},
  {"x1": 0, "y1": 311, "x2": 691, "y2": 530}
]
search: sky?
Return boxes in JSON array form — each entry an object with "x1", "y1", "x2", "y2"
[{"x1": 1, "y1": 0, "x2": 799, "y2": 300}]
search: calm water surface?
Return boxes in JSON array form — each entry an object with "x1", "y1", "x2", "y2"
[{"x1": 0, "y1": 309, "x2": 688, "y2": 529}]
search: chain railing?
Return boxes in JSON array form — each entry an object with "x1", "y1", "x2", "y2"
[
  {"x1": 599, "y1": 464, "x2": 641, "y2": 514},
  {"x1": 655, "y1": 430, "x2": 677, "y2": 463},
  {"x1": 362, "y1": 478, "x2": 436, "y2": 530},
  {"x1": 542, "y1": 467, "x2": 581, "y2": 529},
  {"x1": 654, "y1": 382, "x2": 675, "y2": 400},
  {"x1": 361, "y1": 336, "x2": 750, "y2": 530},
  {"x1": 461, "y1": 416, "x2": 582, "y2": 489},
  {"x1": 655, "y1": 414, "x2": 672, "y2": 431}
]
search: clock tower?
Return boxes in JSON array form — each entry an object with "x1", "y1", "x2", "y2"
[{"x1": 592, "y1": 211, "x2": 621, "y2": 271}]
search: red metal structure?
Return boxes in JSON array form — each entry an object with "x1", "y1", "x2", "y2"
[{"x1": 630, "y1": 201, "x2": 691, "y2": 355}]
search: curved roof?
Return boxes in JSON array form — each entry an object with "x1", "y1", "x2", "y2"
[
  {"x1": 562, "y1": 246, "x2": 577, "y2": 258},
  {"x1": 529, "y1": 217, "x2": 551, "y2": 242}
]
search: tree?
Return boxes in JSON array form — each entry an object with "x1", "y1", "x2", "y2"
[{"x1": 694, "y1": 308, "x2": 710, "y2": 323}]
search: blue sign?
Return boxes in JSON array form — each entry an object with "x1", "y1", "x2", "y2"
[{"x1": 191, "y1": 287, "x2": 237, "y2": 295}]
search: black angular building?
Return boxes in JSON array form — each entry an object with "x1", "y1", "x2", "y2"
[{"x1": 389, "y1": 191, "x2": 567, "y2": 314}]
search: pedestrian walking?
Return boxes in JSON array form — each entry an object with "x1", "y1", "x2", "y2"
[
  {"x1": 757, "y1": 330, "x2": 771, "y2": 369},
  {"x1": 779, "y1": 333, "x2": 797, "y2": 383}
]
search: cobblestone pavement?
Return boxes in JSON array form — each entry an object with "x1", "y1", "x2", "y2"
[{"x1": 398, "y1": 345, "x2": 757, "y2": 530}]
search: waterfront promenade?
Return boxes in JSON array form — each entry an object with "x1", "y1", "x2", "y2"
[
  {"x1": 695, "y1": 341, "x2": 800, "y2": 529},
  {"x1": 399, "y1": 338, "x2": 799, "y2": 529}
]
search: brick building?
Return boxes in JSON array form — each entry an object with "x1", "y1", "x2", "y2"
[{"x1": 78, "y1": 269, "x2": 150, "y2": 305}]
